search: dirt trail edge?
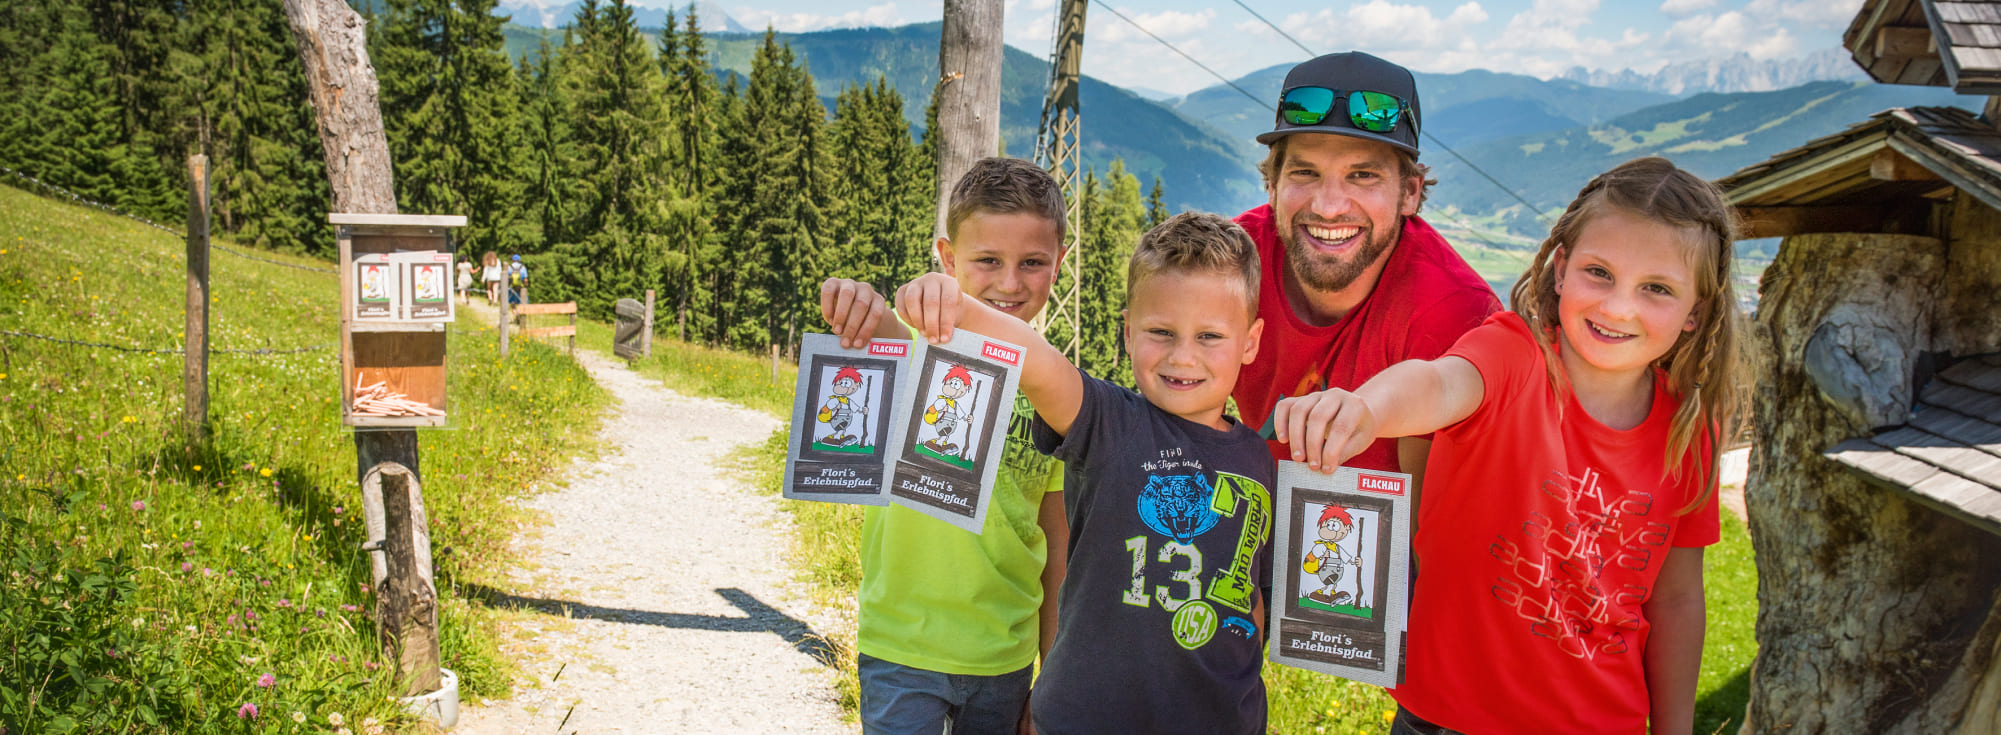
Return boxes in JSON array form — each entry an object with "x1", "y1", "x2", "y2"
[{"x1": 457, "y1": 342, "x2": 853, "y2": 734}]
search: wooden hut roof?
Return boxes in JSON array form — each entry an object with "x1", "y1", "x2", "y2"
[
  {"x1": 1848, "y1": 0, "x2": 2001, "y2": 93},
  {"x1": 1826, "y1": 355, "x2": 2001, "y2": 537},
  {"x1": 1714, "y1": 106, "x2": 2001, "y2": 237}
]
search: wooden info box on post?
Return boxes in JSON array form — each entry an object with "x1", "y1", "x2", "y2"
[{"x1": 332, "y1": 213, "x2": 467, "y2": 428}]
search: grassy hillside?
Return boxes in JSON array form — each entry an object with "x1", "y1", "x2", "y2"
[
  {"x1": 1428, "y1": 80, "x2": 1982, "y2": 239},
  {"x1": 0, "y1": 183, "x2": 609, "y2": 729}
]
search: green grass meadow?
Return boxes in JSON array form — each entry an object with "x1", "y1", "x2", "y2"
[
  {"x1": 0, "y1": 183, "x2": 609, "y2": 731},
  {"x1": 0, "y1": 177, "x2": 1761, "y2": 732}
]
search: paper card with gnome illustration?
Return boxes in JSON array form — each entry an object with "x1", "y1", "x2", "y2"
[
  {"x1": 783, "y1": 333, "x2": 914, "y2": 505},
  {"x1": 1269, "y1": 462, "x2": 1413, "y2": 687},
  {"x1": 884, "y1": 329, "x2": 1023, "y2": 534}
]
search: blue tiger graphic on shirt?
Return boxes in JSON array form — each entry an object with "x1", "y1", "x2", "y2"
[{"x1": 1138, "y1": 473, "x2": 1222, "y2": 543}]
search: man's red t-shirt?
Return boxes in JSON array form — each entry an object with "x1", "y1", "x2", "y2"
[
  {"x1": 1394, "y1": 313, "x2": 1721, "y2": 734},
  {"x1": 1231, "y1": 206, "x2": 1500, "y2": 470}
]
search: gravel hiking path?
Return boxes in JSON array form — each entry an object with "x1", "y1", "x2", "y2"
[{"x1": 455, "y1": 317, "x2": 853, "y2": 734}]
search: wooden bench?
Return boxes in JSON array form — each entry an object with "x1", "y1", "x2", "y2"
[{"x1": 512, "y1": 301, "x2": 577, "y2": 354}]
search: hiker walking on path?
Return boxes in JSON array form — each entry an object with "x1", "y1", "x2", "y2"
[{"x1": 482, "y1": 251, "x2": 502, "y2": 304}]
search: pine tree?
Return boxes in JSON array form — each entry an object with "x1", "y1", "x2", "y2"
[
  {"x1": 659, "y1": 6, "x2": 721, "y2": 343},
  {"x1": 827, "y1": 77, "x2": 931, "y2": 296},
  {"x1": 1145, "y1": 176, "x2": 1168, "y2": 230},
  {"x1": 1076, "y1": 160, "x2": 1146, "y2": 384},
  {"x1": 28, "y1": 5, "x2": 128, "y2": 207},
  {"x1": 86, "y1": 0, "x2": 183, "y2": 221},
  {"x1": 186, "y1": 0, "x2": 329, "y2": 254},
  {"x1": 724, "y1": 30, "x2": 831, "y2": 352},
  {"x1": 544, "y1": 0, "x2": 670, "y2": 317},
  {"x1": 375, "y1": 0, "x2": 532, "y2": 256},
  {"x1": 710, "y1": 72, "x2": 764, "y2": 348},
  {"x1": 519, "y1": 38, "x2": 575, "y2": 252}
]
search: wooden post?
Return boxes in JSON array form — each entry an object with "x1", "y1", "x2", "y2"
[
  {"x1": 770, "y1": 344, "x2": 779, "y2": 385},
  {"x1": 376, "y1": 466, "x2": 442, "y2": 696},
  {"x1": 568, "y1": 308, "x2": 576, "y2": 355},
  {"x1": 184, "y1": 154, "x2": 211, "y2": 445},
  {"x1": 498, "y1": 290, "x2": 510, "y2": 358},
  {"x1": 643, "y1": 289, "x2": 655, "y2": 357},
  {"x1": 934, "y1": 0, "x2": 1005, "y2": 239},
  {"x1": 283, "y1": 0, "x2": 440, "y2": 698}
]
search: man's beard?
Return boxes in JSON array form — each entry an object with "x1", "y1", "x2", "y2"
[{"x1": 1282, "y1": 214, "x2": 1402, "y2": 294}]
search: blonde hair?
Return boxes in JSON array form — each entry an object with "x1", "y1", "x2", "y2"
[
  {"x1": 482, "y1": 251, "x2": 499, "y2": 267},
  {"x1": 1509, "y1": 157, "x2": 1748, "y2": 515},
  {"x1": 1127, "y1": 212, "x2": 1260, "y2": 318}
]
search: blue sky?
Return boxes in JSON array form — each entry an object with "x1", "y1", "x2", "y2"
[{"x1": 628, "y1": 0, "x2": 1861, "y2": 95}]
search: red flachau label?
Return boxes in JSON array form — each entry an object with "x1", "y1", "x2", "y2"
[
  {"x1": 1358, "y1": 473, "x2": 1406, "y2": 496},
  {"x1": 981, "y1": 342, "x2": 1022, "y2": 366},
  {"x1": 867, "y1": 341, "x2": 908, "y2": 358}
]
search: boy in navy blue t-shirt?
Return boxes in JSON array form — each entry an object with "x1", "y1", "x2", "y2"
[{"x1": 894, "y1": 212, "x2": 1275, "y2": 735}]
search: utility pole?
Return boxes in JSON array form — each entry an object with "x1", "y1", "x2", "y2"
[
  {"x1": 934, "y1": 0, "x2": 1004, "y2": 240},
  {"x1": 282, "y1": 0, "x2": 442, "y2": 698},
  {"x1": 1032, "y1": 0, "x2": 1087, "y2": 360}
]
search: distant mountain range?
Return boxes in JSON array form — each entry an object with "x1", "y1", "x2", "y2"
[
  {"x1": 495, "y1": 0, "x2": 751, "y2": 32},
  {"x1": 495, "y1": 14, "x2": 1980, "y2": 268},
  {"x1": 1558, "y1": 47, "x2": 1867, "y2": 96}
]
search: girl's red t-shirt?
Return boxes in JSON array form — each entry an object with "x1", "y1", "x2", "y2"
[{"x1": 1394, "y1": 312, "x2": 1720, "y2": 734}]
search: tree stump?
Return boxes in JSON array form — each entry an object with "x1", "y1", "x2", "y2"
[{"x1": 1745, "y1": 232, "x2": 2001, "y2": 733}]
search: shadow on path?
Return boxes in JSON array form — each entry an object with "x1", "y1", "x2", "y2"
[{"x1": 462, "y1": 582, "x2": 840, "y2": 667}]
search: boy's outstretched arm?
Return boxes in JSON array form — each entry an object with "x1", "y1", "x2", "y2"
[
  {"x1": 1643, "y1": 546, "x2": 1704, "y2": 735},
  {"x1": 895, "y1": 273, "x2": 1086, "y2": 436},
  {"x1": 1273, "y1": 356, "x2": 1484, "y2": 472},
  {"x1": 819, "y1": 278, "x2": 906, "y2": 349}
]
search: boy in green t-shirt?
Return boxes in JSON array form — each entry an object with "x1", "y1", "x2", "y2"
[{"x1": 818, "y1": 157, "x2": 1069, "y2": 734}]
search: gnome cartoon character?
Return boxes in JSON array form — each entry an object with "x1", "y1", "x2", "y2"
[
  {"x1": 816, "y1": 366, "x2": 866, "y2": 447},
  {"x1": 1303, "y1": 504, "x2": 1363, "y2": 607},
  {"x1": 921, "y1": 365, "x2": 975, "y2": 455}
]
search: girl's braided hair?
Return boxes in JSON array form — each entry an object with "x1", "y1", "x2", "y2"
[{"x1": 1509, "y1": 157, "x2": 1750, "y2": 514}]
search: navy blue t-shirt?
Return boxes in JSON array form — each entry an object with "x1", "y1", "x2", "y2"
[{"x1": 1029, "y1": 372, "x2": 1276, "y2": 735}]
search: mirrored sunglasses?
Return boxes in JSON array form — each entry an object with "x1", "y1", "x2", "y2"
[{"x1": 1277, "y1": 87, "x2": 1409, "y2": 134}]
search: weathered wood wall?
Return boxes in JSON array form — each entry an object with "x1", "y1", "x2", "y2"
[{"x1": 1745, "y1": 198, "x2": 2001, "y2": 733}]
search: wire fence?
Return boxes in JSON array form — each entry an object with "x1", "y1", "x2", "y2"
[
  {"x1": 0, "y1": 165, "x2": 338, "y2": 274},
  {"x1": 3, "y1": 165, "x2": 340, "y2": 356},
  {"x1": 0, "y1": 330, "x2": 332, "y2": 356}
]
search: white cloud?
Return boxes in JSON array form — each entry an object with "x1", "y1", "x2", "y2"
[
  {"x1": 1027, "y1": 0, "x2": 1055, "y2": 10},
  {"x1": 1095, "y1": 8, "x2": 1214, "y2": 44},
  {"x1": 730, "y1": 2, "x2": 903, "y2": 33},
  {"x1": 1447, "y1": 2, "x2": 1489, "y2": 25},
  {"x1": 1658, "y1": 0, "x2": 1717, "y2": 15},
  {"x1": 1747, "y1": 0, "x2": 1865, "y2": 28}
]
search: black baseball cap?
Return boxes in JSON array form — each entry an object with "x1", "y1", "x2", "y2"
[{"x1": 1257, "y1": 51, "x2": 1422, "y2": 157}]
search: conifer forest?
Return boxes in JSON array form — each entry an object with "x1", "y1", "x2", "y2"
[{"x1": 1, "y1": 0, "x2": 1166, "y2": 378}]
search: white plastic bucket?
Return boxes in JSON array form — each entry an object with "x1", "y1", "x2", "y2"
[{"x1": 401, "y1": 667, "x2": 459, "y2": 729}]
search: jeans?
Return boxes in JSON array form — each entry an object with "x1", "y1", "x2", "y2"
[
  {"x1": 858, "y1": 653, "x2": 1032, "y2": 735},
  {"x1": 1389, "y1": 706, "x2": 1468, "y2": 735}
]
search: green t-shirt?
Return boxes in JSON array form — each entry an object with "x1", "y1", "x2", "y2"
[{"x1": 858, "y1": 392, "x2": 1064, "y2": 675}]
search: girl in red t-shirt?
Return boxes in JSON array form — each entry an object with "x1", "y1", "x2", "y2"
[{"x1": 1272, "y1": 156, "x2": 1751, "y2": 734}]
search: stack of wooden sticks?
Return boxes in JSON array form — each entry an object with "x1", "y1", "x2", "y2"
[{"x1": 351, "y1": 376, "x2": 444, "y2": 417}]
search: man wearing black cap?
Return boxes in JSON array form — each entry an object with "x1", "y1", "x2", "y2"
[{"x1": 1232, "y1": 51, "x2": 1500, "y2": 481}]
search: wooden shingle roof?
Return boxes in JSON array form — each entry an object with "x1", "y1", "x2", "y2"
[
  {"x1": 1848, "y1": 0, "x2": 2001, "y2": 93},
  {"x1": 1826, "y1": 355, "x2": 2001, "y2": 537},
  {"x1": 1713, "y1": 106, "x2": 2001, "y2": 237}
]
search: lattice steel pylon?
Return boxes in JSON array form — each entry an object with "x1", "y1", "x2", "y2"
[{"x1": 1032, "y1": 0, "x2": 1087, "y2": 360}]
